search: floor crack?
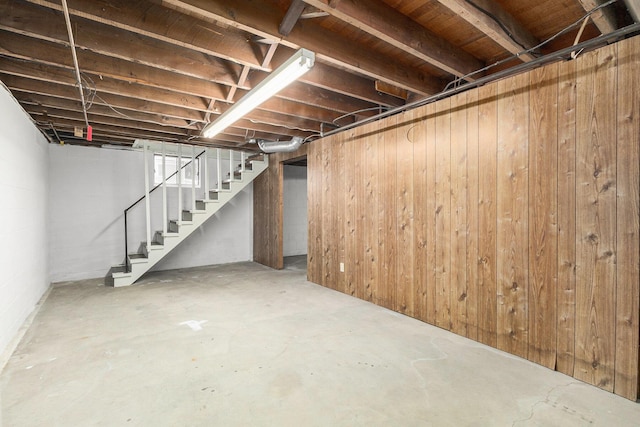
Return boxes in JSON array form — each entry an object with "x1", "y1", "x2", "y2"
[{"x1": 511, "y1": 382, "x2": 578, "y2": 426}]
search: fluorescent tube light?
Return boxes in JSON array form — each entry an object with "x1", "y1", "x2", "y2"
[{"x1": 202, "y1": 48, "x2": 315, "y2": 139}]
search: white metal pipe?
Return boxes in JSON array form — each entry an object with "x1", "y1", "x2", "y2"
[
  {"x1": 162, "y1": 141, "x2": 167, "y2": 235},
  {"x1": 191, "y1": 145, "x2": 196, "y2": 211},
  {"x1": 177, "y1": 144, "x2": 182, "y2": 225},
  {"x1": 60, "y1": 0, "x2": 89, "y2": 129},
  {"x1": 143, "y1": 142, "x2": 151, "y2": 249},
  {"x1": 229, "y1": 149, "x2": 234, "y2": 181}
]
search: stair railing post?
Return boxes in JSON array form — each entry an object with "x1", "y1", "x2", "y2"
[
  {"x1": 191, "y1": 145, "x2": 196, "y2": 211},
  {"x1": 162, "y1": 141, "x2": 167, "y2": 235},
  {"x1": 177, "y1": 144, "x2": 182, "y2": 226},
  {"x1": 229, "y1": 149, "x2": 234, "y2": 181},
  {"x1": 216, "y1": 148, "x2": 221, "y2": 191},
  {"x1": 144, "y1": 141, "x2": 151, "y2": 250},
  {"x1": 241, "y1": 151, "x2": 246, "y2": 173},
  {"x1": 204, "y1": 148, "x2": 209, "y2": 199}
]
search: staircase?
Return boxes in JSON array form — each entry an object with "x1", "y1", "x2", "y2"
[{"x1": 110, "y1": 142, "x2": 268, "y2": 287}]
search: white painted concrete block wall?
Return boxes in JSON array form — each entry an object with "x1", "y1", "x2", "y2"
[
  {"x1": 283, "y1": 165, "x2": 308, "y2": 256},
  {"x1": 0, "y1": 86, "x2": 50, "y2": 358},
  {"x1": 48, "y1": 145, "x2": 253, "y2": 282}
]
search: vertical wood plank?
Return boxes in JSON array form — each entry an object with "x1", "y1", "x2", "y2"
[
  {"x1": 425, "y1": 103, "x2": 438, "y2": 324},
  {"x1": 496, "y1": 72, "x2": 529, "y2": 359},
  {"x1": 307, "y1": 143, "x2": 317, "y2": 283},
  {"x1": 529, "y1": 64, "x2": 559, "y2": 369},
  {"x1": 478, "y1": 84, "x2": 498, "y2": 347},
  {"x1": 412, "y1": 106, "x2": 429, "y2": 322},
  {"x1": 556, "y1": 58, "x2": 578, "y2": 376},
  {"x1": 466, "y1": 88, "x2": 480, "y2": 341},
  {"x1": 335, "y1": 132, "x2": 346, "y2": 292},
  {"x1": 435, "y1": 98, "x2": 452, "y2": 330},
  {"x1": 614, "y1": 37, "x2": 639, "y2": 400},
  {"x1": 396, "y1": 111, "x2": 415, "y2": 315},
  {"x1": 354, "y1": 130, "x2": 365, "y2": 300},
  {"x1": 321, "y1": 136, "x2": 333, "y2": 289},
  {"x1": 450, "y1": 92, "x2": 469, "y2": 336},
  {"x1": 344, "y1": 129, "x2": 357, "y2": 296},
  {"x1": 381, "y1": 117, "x2": 398, "y2": 310},
  {"x1": 575, "y1": 44, "x2": 617, "y2": 392},
  {"x1": 364, "y1": 122, "x2": 380, "y2": 303}
]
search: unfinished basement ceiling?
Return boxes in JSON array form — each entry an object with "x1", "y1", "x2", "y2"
[{"x1": 0, "y1": 0, "x2": 637, "y2": 150}]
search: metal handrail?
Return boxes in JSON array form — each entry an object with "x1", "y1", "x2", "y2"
[{"x1": 123, "y1": 149, "x2": 206, "y2": 267}]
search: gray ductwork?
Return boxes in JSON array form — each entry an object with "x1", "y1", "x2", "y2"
[{"x1": 257, "y1": 136, "x2": 304, "y2": 153}]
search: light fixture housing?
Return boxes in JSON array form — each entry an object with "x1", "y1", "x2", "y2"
[{"x1": 202, "y1": 48, "x2": 315, "y2": 139}]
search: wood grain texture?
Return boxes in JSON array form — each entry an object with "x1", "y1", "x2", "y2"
[
  {"x1": 322, "y1": 135, "x2": 334, "y2": 288},
  {"x1": 477, "y1": 83, "x2": 498, "y2": 347},
  {"x1": 450, "y1": 92, "x2": 469, "y2": 336},
  {"x1": 253, "y1": 146, "x2": 308, "y2": 270},
  {"x1": 496, "y1": 72, "x2": 529, "y2": 359},
  {"x1": 435, "y1": 98, "x2": 452, "y2": 330},
  {"x1": 614, "y1": 37, "x2": 639, "y2": 400},
  {"x1": 528, "y1": 64, "x2": 558, "y2": 369},
  {"x1": 334, "y1": 132, "x2": 346, "y2": 293},
  {"x1": 363, "y1": 121, "x2": 381, "y2": 303},
  {"x1": 575, "y1": 44, "x2": 617, "y2": 392},
  {"x1": 307, "y1": 142, "x2": 322, "y2": 284},
  {"x1": 396, "y1": 111, "x2": 416, "y2": 315},
  {"x1": 302, "y1": 37, "x2": 640, "y2": 400},
  {"x1": 412, "y1": 106, "x2": 429, "y2": 322},
  {"x1": 381, "y1": 116, "x2": 398, "y2": 310},
  {"x1": 425, "y1": 102, "x2": 438, "y2": 324},
  {"x1": 556, "y1": 58, "x2": 578, "y2": 377},
  {"x1": 466, "y1": 88, "x2": 480, "y2": 341},
  {"x1": 344, "y1": 129, "x2": 357, "y2": 296}
]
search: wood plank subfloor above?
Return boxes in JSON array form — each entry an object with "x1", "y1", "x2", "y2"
[{"x1": 1, "y1": 262, "x2": 639, "y2": 425}]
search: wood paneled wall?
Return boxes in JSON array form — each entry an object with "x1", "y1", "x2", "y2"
[
  {"x1": 253, "y1": 145, "x2": 308, "y2": 269},
  {"x1": 307, "y1": 36, "x2": 640, "y2": 400}
]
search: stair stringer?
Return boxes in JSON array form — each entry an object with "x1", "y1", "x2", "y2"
[{"x1": 111, "y1": 156, "x2": 268, "y2": 287}]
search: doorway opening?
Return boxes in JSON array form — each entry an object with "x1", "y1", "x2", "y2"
[{"x1": 283, "y1": 157, "x2": 307, "y2": 271}]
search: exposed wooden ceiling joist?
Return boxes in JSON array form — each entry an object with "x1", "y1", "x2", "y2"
[
  {"x1": 576, "y1": 0, "x2": 618, "y2": 33},
  {"x1": 1, "y1": 0, "x2": 630, "y2": 149},
  {"x1": 161, "y1": 0, "x2": 444, "y2": 95},
  {"x1": 279, "y1": 0, "x2": 307, "y2": 36},
  {"x1": 21, "y1": 0, "x2": 267, "y2": 70},
  {"x1": 433, "y1": 0, "x2": 540, "y2": 61},
  {"x1": 301, "y1": 0, "x2": 484, "y2": 78}
]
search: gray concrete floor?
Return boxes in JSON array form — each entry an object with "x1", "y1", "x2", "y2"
[{"x1": 1, "y1": 258, "x2": 639, "y2": 426}]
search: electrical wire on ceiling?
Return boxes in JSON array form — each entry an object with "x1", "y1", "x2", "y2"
[
  {"x1": 316, "y1": 18, "x2": 640, "y2": 142},
  {"x1": 445, "y1": 0, "x2": 622, "y2": 91}
]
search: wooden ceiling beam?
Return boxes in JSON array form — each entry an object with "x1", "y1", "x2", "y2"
[
  {"x1": 269, "y1": 47, "x2": 403, "y2": 107},
  {"x1": 18, "y1": 93, "x2": 291, "y2": 143},
  {"x1": 434, "y1": 0, "x2": 540, "y2": 61},
  {"x1": 279, "y1": 0, "x2": 307, "y2": 36},
  {"x1": 576, "y1": 0, "x2": 618, "y2": 34},
  {"x1": 0, "y1": 56, "x2": 325, "y2": 132},
  {"x1": 161, "y1": 0, "x2": 444, "y2": 95},
  {"x1": 302, "y1": 0, "x2": 483, "y2": 77},
  {"x1": 0, "y1": 30, "x2": 229, "y2": 101},
  {"x1": 21, "y1": 0, "x2": 266, "y2": 70},
  {"x1": 1, "y1": 73, "x2": 314, "y2": 139},
  {"x1": 0, "y1": 2, "x2": 243, "y2": 88},
  {"x1": 0, "y1": 29, "x2": 374, "y2": 125}
]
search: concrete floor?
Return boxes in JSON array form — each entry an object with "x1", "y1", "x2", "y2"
[{"x1": 1, "y1": 258, "x2": 639, "y2": 426}]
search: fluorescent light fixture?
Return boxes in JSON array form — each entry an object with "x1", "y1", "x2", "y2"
[{"x1": 202, "y1": 48, "x2": 315, "y2": 139}]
